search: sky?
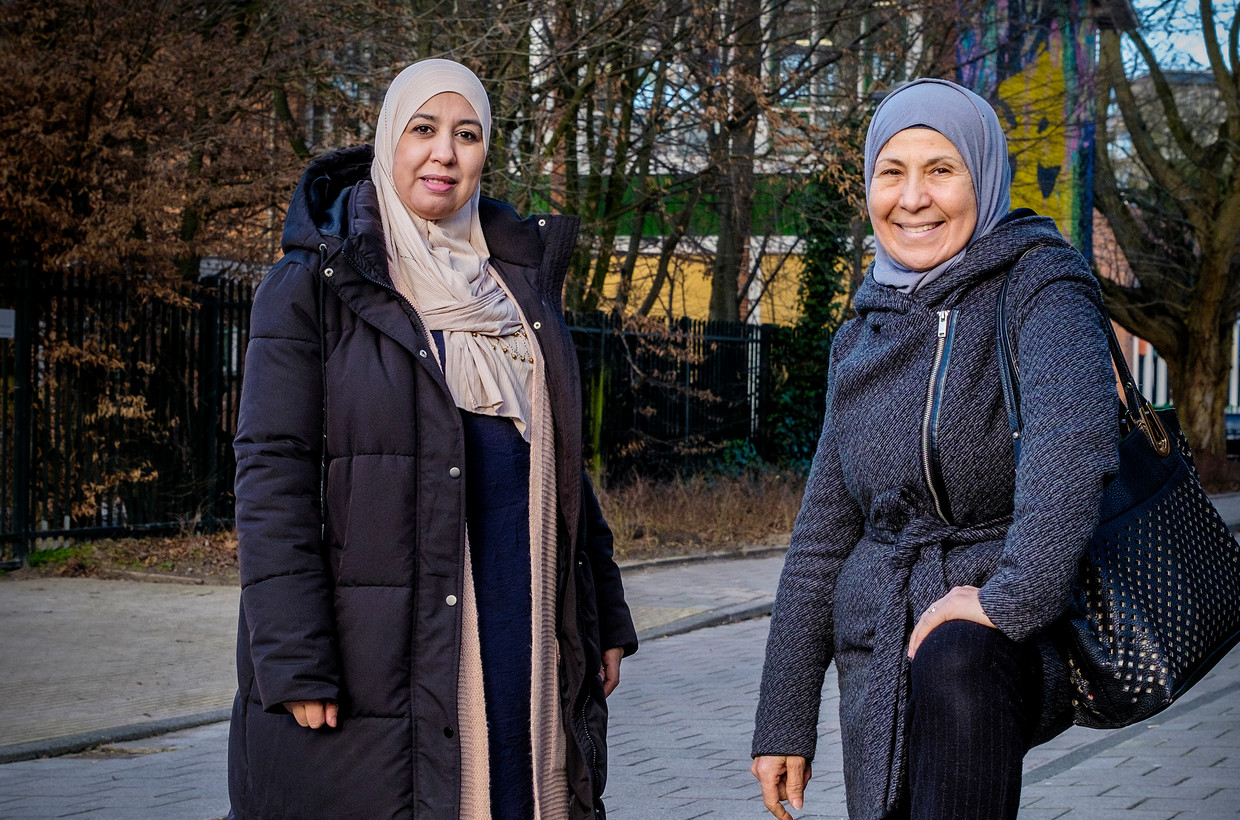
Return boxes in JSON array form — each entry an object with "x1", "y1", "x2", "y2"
[{"x1": 1135, "y1": 1, "x2": 1235, "y2": 70}]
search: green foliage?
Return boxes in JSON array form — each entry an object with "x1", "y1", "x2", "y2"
[
  {"x1": 762, "y1": 169, "x2": 857, "y2": 468},
  {"x1": 26, "y1": 545, "x2": 90, "y2": 569},
  {"x1": 714, "y1": 438, "x2": 763, "y2": 477}
]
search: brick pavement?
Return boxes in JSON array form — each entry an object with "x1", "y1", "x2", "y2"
[
  {"x1": 0, "y1": 492, "x2": 1238, "y2": 818},
  {"x1": 604, "y1": 618, "x2": 1240, "y2": 819},
  {"x1": 0, "y1": 724, "x2": 230, "y2": 820},
  {"x1": 2, "y1": 613, "x2": 1236, "y2": 819}
]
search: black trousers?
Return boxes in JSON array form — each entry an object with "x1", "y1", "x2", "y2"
[{"x1": 902, "y1": 619, "x2": 1043, "y2": 820}]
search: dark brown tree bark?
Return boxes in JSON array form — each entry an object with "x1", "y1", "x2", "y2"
[{"x1": 1093, "y1": 5, "x2": 1240, "y2": 478}]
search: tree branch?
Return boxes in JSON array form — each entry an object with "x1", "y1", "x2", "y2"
[{"x1": 1201, "y1": 0, "x2": 1240, "y2": 123}]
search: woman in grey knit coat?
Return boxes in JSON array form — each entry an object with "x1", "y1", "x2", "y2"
[{"x1": 751, "y1": 79, "x2": 1119, "y2": 820}]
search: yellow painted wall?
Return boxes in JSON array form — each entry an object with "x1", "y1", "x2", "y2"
[{"x1": 597, "y1": 251, "x2": 805, "y2": 325}]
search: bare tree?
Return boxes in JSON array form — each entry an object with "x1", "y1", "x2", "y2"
[
  {"x1": 1093, "y1": 0, "x2": 1240, "y2": 481},
  {"x1": 2, "y1": 0, "x2": 963, "y2": 316},
  {"x1": 0, "y1": 0, "x2": 407, "y2": 285}
]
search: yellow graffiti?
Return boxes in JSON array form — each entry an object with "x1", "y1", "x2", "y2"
[{"x1": 998, "y1": 42, "x2": 1073, "y2": 236}]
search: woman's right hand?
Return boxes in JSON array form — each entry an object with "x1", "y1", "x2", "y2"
[
  {"x1": 751, "y1": 754, "x2": 811, "y2": 819},
  {"x1": 284, "y1": 700, "x2": 338, "y2": 729}
]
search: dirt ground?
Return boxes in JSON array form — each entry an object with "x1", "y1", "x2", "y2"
[
  {"x1": 0, "y1": 528, "x2": 792, "y2": 585},
  {"x1": 1, "y1": 533, "x2": 241, "y2": 585}
]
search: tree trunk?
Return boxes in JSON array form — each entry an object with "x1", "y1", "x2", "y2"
[
  {"x1": 707, "y1": 0, "x2": 760, "y2": 324},
  {"x1": 1091, "y1": 15, "x2": 1240, "y2": 485},
  {"x1": 708, "y1": 152, "x2": 750, "y2": 324},
  {"x1": 1167, "y1": 316, "x2": 1235, "y2": 486}
]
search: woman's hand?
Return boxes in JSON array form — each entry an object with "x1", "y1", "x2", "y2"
[
  {"x1": 284, "y1": 700, "x2": 338, "y2": 729},
  {"x1": 751, "y1": 754, "x2": 812, "y2": 819},
  {"x1": 907, "y1": 584, "x2": 996, "y2": 659},
  {"x1": 600, "y1": 647, "x2": 624, "y2": 697}
]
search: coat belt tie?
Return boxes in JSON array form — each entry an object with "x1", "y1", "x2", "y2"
[{"x1": 858, "y1": 487, "x2": 1011, "y2": 819}]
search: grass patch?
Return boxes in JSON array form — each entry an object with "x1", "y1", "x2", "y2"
[{"x1": 26, "y1": 544, "x2": 93, "y2": 569}]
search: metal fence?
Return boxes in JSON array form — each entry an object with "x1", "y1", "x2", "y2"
[
  {"x1": 0, "y1": 274, "x2": 782, "y2": 566},
  {"x1": 567, "y1": 311, "x2": 775, "y2": 477},
  {"x1": 8, "y1": 269, "x2": 1238, "y2": 567},
  {"x1": 1, "y1": 270, "x2": 253, "y2": 566}
]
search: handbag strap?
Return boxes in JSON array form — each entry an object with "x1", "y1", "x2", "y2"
[{"x1": 996, "y1": 248, "x2": 1172, "y2": 462}]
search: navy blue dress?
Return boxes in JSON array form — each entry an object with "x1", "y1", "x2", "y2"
[{"x1": 438, "y1": 332, "x2": 535, "y2": 818}]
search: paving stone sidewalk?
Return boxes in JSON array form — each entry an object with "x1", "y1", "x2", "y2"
[
  {"x1": 0, "y1": 492, "x2": 1237, "y2": 818},
  {"x1": 605, "y1": 618, "x2": 1240, "y2": 819},
  {"x1": 1, "y1": 615, "x2": 1236, "y2": 820}
]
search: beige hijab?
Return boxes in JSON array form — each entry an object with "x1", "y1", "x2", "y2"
[
  {"x1": 371, "y1": 59, "x2": 569, "y2": 820},
  {"x1": 371, "y1": 59, "x2": 533, "y2": 438}
]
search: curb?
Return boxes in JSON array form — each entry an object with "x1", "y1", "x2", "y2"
[
  {"x1": 619, "y1": 543, "x2": 788, "y2": 573},
  {"x1": 0, "y1": 550, "x2": 792, "y2": 764},
  {"x1": 636, "y1": 600, "x2": 774, "y2": 643},
  {"x1": 0, "y1": 600, "x2": 784, "y2": 764},
  {"x1": 0, "y1": 709, "x2": 232, "y2": 765}
]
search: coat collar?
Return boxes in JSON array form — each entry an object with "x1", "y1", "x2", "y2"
[{"x1": 852, "y1": 210, "x2": 1072, "y2": 324}]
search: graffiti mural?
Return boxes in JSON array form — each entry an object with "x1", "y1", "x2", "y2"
[{"x1": 957, "y1": 0, "x2": 1097, "y2": 258}]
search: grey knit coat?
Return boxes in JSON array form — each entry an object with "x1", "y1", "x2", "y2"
[{"x1": 752, "y1": 212, "x2": 1120, "y2": 820}]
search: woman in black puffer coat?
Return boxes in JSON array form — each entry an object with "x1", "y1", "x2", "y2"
[{"x1": 228, "y1": 59, "x2": 637, "y2": 820}]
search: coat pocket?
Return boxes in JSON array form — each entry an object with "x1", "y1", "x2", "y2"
[{"x1": 239, "y1": 709, "x2": 411, "y2": 819}]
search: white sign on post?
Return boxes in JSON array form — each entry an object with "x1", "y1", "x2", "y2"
[{"x1": 0, "y1": 309, "x2": 14, "y2": 339}]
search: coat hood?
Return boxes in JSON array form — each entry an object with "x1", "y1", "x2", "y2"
[
  {"x1": 279, "y1": 145, "x2": 577, "y2": 301},
  {"x1": 852, "y1": 210, "x2": 1075, "y2": 327},
  {"x1": 282, "y1": 144, "x2": 375, "y2": 253}
]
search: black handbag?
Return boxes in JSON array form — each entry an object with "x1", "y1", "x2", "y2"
[{"x1": 997, "y1": 270, "x2": 1240, "y2": 729}]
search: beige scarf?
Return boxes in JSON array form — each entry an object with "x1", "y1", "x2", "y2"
[
  {"x1": 371, "y1": 58, "x2": 568, "y2": 820},
  {"x1": 371, "y1": 59, "x2": 533, "y2": 439}
]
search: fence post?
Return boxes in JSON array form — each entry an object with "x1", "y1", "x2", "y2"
[
  {"x1": 9, "y1": 263, "x2": 34, "y2": 567},
  {"x1": 198, "y1": 275, "x2": 221, "y2": 529},
  {"x1": 755, "y1": 323, "x2": 773, "y2": 461}
]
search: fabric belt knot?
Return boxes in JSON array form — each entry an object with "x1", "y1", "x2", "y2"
[
  {"x1": 855, "y1": 487, "x2": 1012, "y2": 819},
  {"x1": 867, "y1": 487, "x2": 915, "y2": 545}
]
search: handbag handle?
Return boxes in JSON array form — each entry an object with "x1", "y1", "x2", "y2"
[{"x1": 996, "y1": 251, "x2": 1172, "y2": 462}]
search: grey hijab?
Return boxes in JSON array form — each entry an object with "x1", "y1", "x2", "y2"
[{"x1": 864, "y1": 78, "x2": 1011, "y2": 293}]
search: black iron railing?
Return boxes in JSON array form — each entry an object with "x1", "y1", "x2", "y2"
[{"x1": 1, "y1": 272, "x2": 797, "y2": 566}]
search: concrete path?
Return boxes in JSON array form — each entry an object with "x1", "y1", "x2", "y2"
[
  {"x1": 0, "y1": 548, "x2": 788, "y2": 763},
  {"x1": 0, "y1": 493, "x2": 1237, "y2": 819}
]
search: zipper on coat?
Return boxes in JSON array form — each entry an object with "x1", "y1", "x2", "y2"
[
  {"x1": 578, "y1": 694, "x2": 601, "y2": 791},
  {"x1": 921, "y1": 309, "x2": 957, "y2": 525},
  {"x1": 335, "y1": 248, "x2": 439, "y2": 357},
  {"x1": 574, "y1": 590, "x2": 603, "y2": 798}
]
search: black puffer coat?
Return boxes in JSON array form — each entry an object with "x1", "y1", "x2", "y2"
[{"x1": 228, "y1": 145, "x2": 638, "y2": 819}]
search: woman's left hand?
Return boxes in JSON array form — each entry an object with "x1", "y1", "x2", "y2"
[
  {"x1": 600, "y1": 647, "x2": 624, "y2": 697},
  {"x1": 907, "y1": 585, "x2": 997, "y2": 659}
]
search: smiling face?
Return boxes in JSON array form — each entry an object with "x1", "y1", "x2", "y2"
[
  {"x1": 868, "y1": 128, "x2": 978, "y2": 272},
  {"x1": 392, "y1": 92, "x2": 486, "y2": 221}
]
